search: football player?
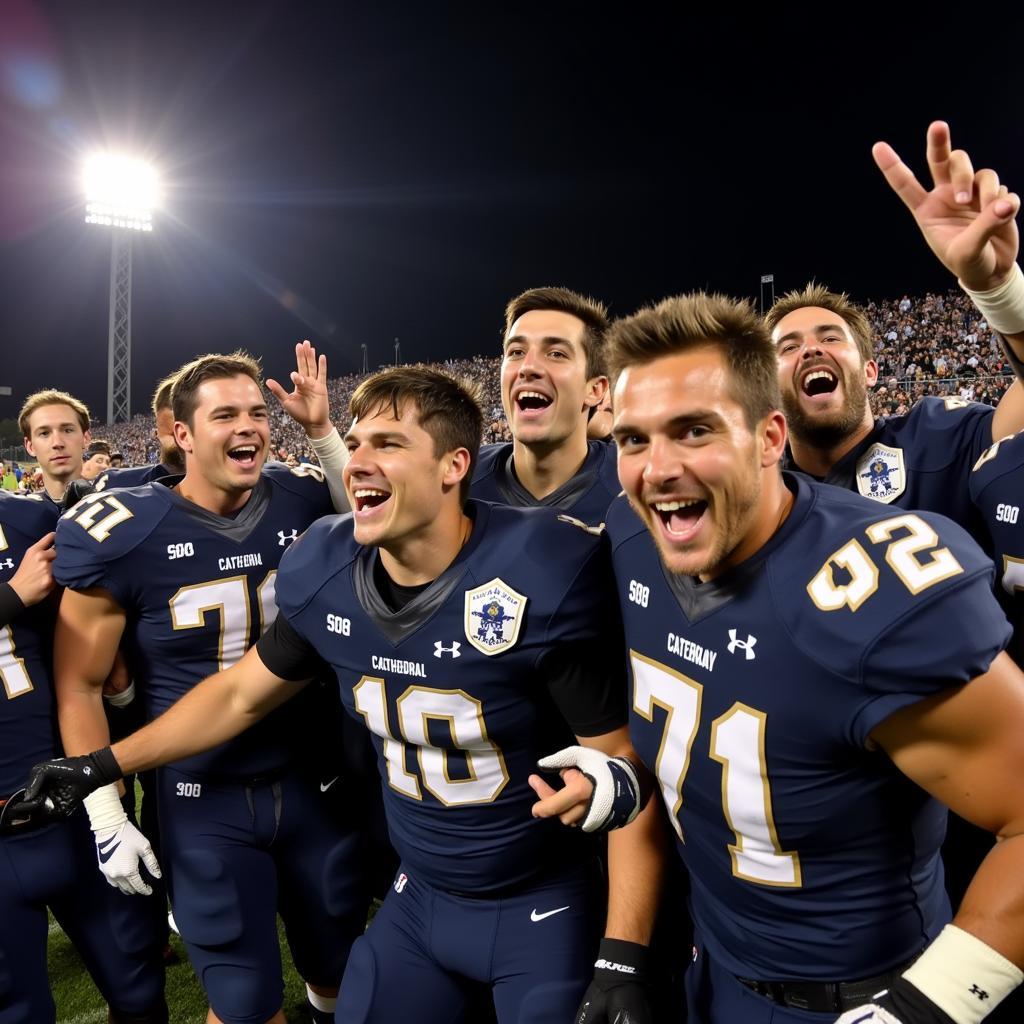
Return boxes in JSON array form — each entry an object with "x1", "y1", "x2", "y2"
[
  {"x1": 22, "y1": 366, "x2": 661, "y2": 1024},
  {"x1": 81, "y1": 440, "x2": 113, "y2": 481},
  {"x1": 19, "y1": 388, "x2": 93, "y2": 507},
  {"x1": 470, "y1": 287, "x2": 620, "y2": 524},
  {"x1": 1, "y1": 490, "x2": 168, "y2": 1023},
  {"x1": 95, "y1": 371, "x2": 186, "y2": 491},
  {"x1": 770, "y1": 122, "x2": 1024, "y2": 521},
  {"x1": 47, "y1": 349, "x2": 364, "y2": 1024},
  {"x1": 535, "y1": 292, "x2": 1024, "y2": 1024},
  {"x1": 768, "y1": 121, "x2": 1024, "y2": 916}
]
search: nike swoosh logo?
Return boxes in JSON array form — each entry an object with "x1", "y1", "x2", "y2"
[
  {"x1": 98, "y1": 840, "x2": 120, "y2": 864},
  {"x1": 530, "y1": 905, "x2": 570, "y2": 922},
  {"x1": 320, "y1": 777, "x2": 339, "y2": 793}
]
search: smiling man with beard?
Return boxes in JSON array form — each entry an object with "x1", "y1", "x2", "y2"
[{"x1": 767, "y1": 121, "x2": 1024, "y2": 528}]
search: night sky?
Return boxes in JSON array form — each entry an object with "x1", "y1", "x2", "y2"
[{"x1": 2, "y1": 1, "x2": 1023, "y2": 421}]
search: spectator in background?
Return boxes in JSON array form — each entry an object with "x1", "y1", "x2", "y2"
[{"x1": 80, "y1": 440, "x2": 112, "y2": 481}]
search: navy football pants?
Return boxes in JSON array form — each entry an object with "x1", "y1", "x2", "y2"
[
  {"x1": 156, "y1": 765, "x2": 367, "y2": 1024},
  {"x1": 686, "y1": 937, "x2": 849, "y2": 1023},
  {"x1": 0, "y1": 815, "x2": 165, "y2": 1024},
  {"x1": 336, "y1": 864, "x2": 596, "y2": 1023}
]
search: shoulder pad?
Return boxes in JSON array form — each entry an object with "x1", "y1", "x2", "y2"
[
  {"x1": 275, "y1": 513, "x2": 356, "y2": 619},
  {"x1": 604, "y1": 493, "x2": 647, "y2": 547},
  {"x1": 971, "y1": 429, "x2": 1024, "y2": 496},
  {"x1": 784, "y1": 488, "x2": 997, "y2": 673},
  {"x1": 905, "y1": 395, "x2": 993, "y2": 432},
  {"x1": 94, "y1": 464, "x2": 171, "y2": 493},
  {"x1": 262, "y1": 461, "x2": 332, "y2": 508},
  {"x1": 0, "y1": 489, "x2": 59, "y2": 538},
  {"x1": 55, "y1": 486, "x2": 167, "y2": 577}
]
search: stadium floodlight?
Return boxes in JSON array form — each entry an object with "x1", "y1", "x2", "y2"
[
  {"x1": 83, "y1": 152, "x2": 161, "y2": 423},
  {"x1": 83, "y1": 153, "x2": 159, "y2": 232}
]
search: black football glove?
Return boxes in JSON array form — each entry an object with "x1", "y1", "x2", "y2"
[
  {"x1": 835, "y1": 976, "x2": 957, "y2": 1023},
  {"x1": 23, "y1": 748, "x2": 123, "y2": 819},
  {"x1": 0, "y1": 787, "x2": 60, "y2": 835},
  {"x1": 575, "y1": 939, "x2": 652, "y2": 1024},
  {"x1": 61, "y1": 478, "x2": 96, "y2": 512}
]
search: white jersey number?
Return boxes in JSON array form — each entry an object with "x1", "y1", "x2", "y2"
[
  {"x1": 353, "y1": 677, "x2": 509, "y2": 806},
  {"x1": 168, "y1": 572, "x2": 278, "y2": 671},
  {"x1": 0, "y1": 625, "x2": 34, "y2": 699},
  {"x1": 632, "y1": 651, "x2": 801, "y2": 888}
]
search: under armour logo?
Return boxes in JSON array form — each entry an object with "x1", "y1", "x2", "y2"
[
  {"x1": 1, "y1": 558, "x2": 13, "y2": 569},
  {"x1": 278, "y1": 529, "x2": 299, "y2": 546},
  {"x1": 434, "y1": 641, "x2": 461, "y2": 659},
  {"x1": 969, "y1": 985, "x2": 990, "y2": 1001},
  {"x1": 727, "y1": 629, "x2": 757, "y2": 660}
]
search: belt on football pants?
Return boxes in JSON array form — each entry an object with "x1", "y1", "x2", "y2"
[{"x1": 736, "y1": 959, "x2": 917, "y2": 1013}]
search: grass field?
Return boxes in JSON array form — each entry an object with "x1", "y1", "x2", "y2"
[{"x1": 49, "y1": 913, "x2": 314, "y2": 1023}]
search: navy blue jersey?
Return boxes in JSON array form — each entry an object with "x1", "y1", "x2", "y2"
[
  {"x1": 971, "y1": 430, "x2": 1024, "y2": 662},
  {"x1": 785, "y1": 397, "x2": 993, "y2": 531},
  {"x1": 53, "y1": 462, "x2": 333, "y2": 778},
  {"x1": 94, "y1": 464, "x2": 173, "y2": 491},
  {"x1": 0, "y1": 492, "x2": 60, "y2": 795},
  {"x1": 470, "y1": 439, "x2": 619, "y2": 525},
  {"x1": 606, "y1": 474, "x2": 1009, "y2": 982},
  {"x1": 266, "y1": 500, "x2": 626, "y2": 894}
]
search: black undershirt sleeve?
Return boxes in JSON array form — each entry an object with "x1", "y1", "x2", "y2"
[
  {"x1": 0, "y1": 582, "x2": 26, "y2": 629},
  {"x1": 255, "y1": 612, "x2": 331, "y2": 682},
  {"x1": 540, "y1": 634, "x2": 629, "y2": 738}
]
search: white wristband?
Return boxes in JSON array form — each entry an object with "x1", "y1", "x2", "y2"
[
  {"x1": 903, "y1": 924, "x2": 1023, "y2": 1024},
  {"x1": 307, "y1": 426, "x2": 350, "y2": 512},
  {"x1": 82, "y1": 783, "x2": 127, "y2": 835},
  {"x1": 960, "y1": 263, "x2": 1024, "y2": 336},
  {"x1": 103, "y1": 680, "x2": 136, "y2": 708}
]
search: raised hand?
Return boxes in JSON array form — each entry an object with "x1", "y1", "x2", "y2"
[
  {"x1": 873, "y1": 120, "x2": 1020, "y2": 291},
  {"x1": 266, "y1": 340, "x2": 332, "y2": 438}
]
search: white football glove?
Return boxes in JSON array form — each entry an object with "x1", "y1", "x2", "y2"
[
  {"x1": 834, "y1": 1005, "x2": 903, "y2": 1023},
  {"x1": 537, "y1": 745, "x2": 641, "y2": 833},
  {"x1": 84, "y1": 784, "x2": 162, "y2": 896}
]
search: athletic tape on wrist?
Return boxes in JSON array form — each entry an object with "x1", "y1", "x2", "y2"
[
  {"x1": 83, "y1": 783, "x2": 128, "y2": 834},
  {"x1": 903, "y1": 924, "x2": 1023, "y2": 1024},
  {"x1": 960, "y1": 263, "x2": 1024, "y2": 337},
  {"x1": 103, "y1": 680, "x2": 136, "y2": 708}
]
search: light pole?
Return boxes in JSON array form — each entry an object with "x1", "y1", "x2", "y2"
[
  {"x1": 84, "y1": 154, "x2": 159, "y2": 424},
  {"x1": 361, "y1": 343, "x2": 368, "y2": 374}
]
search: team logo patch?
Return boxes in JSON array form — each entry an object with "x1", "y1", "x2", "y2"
[
  {"x1": 464, "y1": 578, "x2": 527, "y2": 656},
  {"x1": 856, "y1": 444, "x2": 906, "y2": 504}
]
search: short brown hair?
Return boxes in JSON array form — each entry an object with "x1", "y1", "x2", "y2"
[
  {"x1": 607, "y1": 292, "x2": 780, "y2": 430},
  {"x1": 349, "y1": 366, "x2": 484, "y2": 503},
  {"x1": 504, "y1": 286, "x2": 609, "y2": 381},
  {"x1": 171, "y1": 352, "x2": 263, "y2": 428},
  {"x1": 152, "y1": 369, "x2": 180, "y2": 417},
  {"x1": 87, "y1": 439, "x2": 112, "y2": 457},
  {"x1": 19, "y1": 389, "x2": 91, "y2": 438},
  {"x1": 765, "y1": 283, "x2": 876, "y2": 364}
]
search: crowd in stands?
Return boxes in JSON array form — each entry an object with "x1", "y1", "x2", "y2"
[
  {"x1": 84, "y1": 289, "x2": 1014, "y2": 468},
  {"x1": 866, "y1": 290, "x2": 1014, "y2": 416}
]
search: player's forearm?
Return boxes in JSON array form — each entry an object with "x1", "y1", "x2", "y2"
[
  {"x1": 954, "y1": 832, "x2": 1024, "y2": 968},
  {"x1": 56, "y1": 683, "x2": 112, "y2": 755},
  {"x1": 604, "y1": 797, "x2": 667, "y2": 945},
  {"x1": 111, "y1": 666, "x2": 261, "y2": 774}
]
